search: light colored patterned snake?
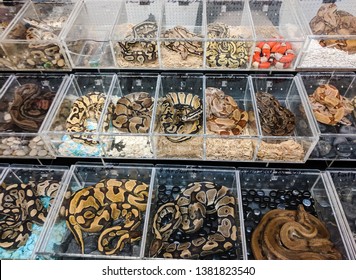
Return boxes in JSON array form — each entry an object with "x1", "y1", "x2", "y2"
[
  {"x1": 65, "y1": 179, "x2": 148, "y2": 255},
  {"x1": 251, "y1": 205, "x2": 342, "y2": 260},
  {"x1": 149, "y1": 182, "x2": 237, "y2": 259},
  {"x1": 206, "y1": 23, "x2": 248, "y2": 68},
  {"x1": 256, "y1": 91, "x2": 295, "y2": 136},
  {"x1": 158, "y1": 92, "x2": 203, "y2": 142},
  {"x1": 0, "y1": 180, "x2": 60, "y2": 249},
  {"x1": 9, "y1": 83, "x2": 55, "y2": 132},
  {"x1": 112, "y1": 92, "x2": 154, "y2": 133},
  {"x1": 66, "y1": 92, "x2": 113, "y2": 145},
  {"x1": 206, "y1": 87, "x2": 248, "y2": 135},
  {"x1": 308, "y1": 84, "x2": 353, "y2": 126}
]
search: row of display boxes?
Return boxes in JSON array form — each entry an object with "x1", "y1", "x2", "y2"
[
  {"x1": 0, "y1": 71, "x2": 355, "y2": 162},
  {"x1": 0, "y1": 163, "x2": 355, "y2": 260},
  {"x1": 0, "y1": 0, "x2": 355, "y2": 71}
]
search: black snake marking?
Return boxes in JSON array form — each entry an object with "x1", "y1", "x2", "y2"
[
  {"x1": 65, "y1": 178, "x2": 149, "y2": 255},
  {"x1": 9, "y1": 83, "x2": 55, "y2": 132},
  {"x1": 158, "y1": 92, "x2": 203, "y2": 143},
  {"x1": 149, "y1": 182, "x2": 238, "y2": 259},
  {"x1": 0, "y1": 180, "x2": 60, "y2": 250},
  {"x1": 112, "y1": 92, "x2": 154, "y2": 133},
  {"x1": 66, "y1": 92, "x2": 114, "y2": 146}
]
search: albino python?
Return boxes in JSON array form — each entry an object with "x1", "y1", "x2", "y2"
[
  {"x1": 9, "y1": 83, "x2": 55, "y2": 132},
  {"x1": 162, "y1": 26, "x2": 204, "y2": 60},
  {"x1": 65, "y1": 178, "x2": 148, "y2": 255},
  {"x1": 149, "y1": 182, "x2": 237, "y2": 259},
  {"x1": 256, "y1": 91, "x2": 295, "y2": 136},
  {"x1": 0, "y1": 180, "x2": 60, "y2": 249},
  {"x1": 66, "y1": 92, "x2": 113, "y2": 145},
  {"x1": 206, "y1": 87, "x2": 248, "y2": 135},
  {"x1": 206, "y1": 23, "x2": 248, "y2": 68},
  {"x1": 251, "y1": 205, "x2": 342, "y2": 260},
  {"x1": 112, "y1": 92, "x2": 154, "y2": 133},
  {"x1": 159, "y1": 92, "x2": 203, "y2": 142},
  {"x1": 308, "y1": 84, "x2": 353, "y2": 126}
]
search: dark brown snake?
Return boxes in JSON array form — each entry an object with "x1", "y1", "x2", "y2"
[{"x1": 251, "y1": 205, "x2": 342, "y2": 260}]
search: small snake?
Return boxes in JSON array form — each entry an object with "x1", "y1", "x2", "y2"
[
  {"x1": 0, "y1": 180, "x2": 60, "y2": 249},
  {"x1": 112, "y1": 92, "x2": 154, "y2": 133},
  {"x1": 9, "y1": 83, "x2": 55, "y2": 132},
  {"x1": 149, "y1": 182, "x2": 237, "y2": 259},
  {"x1": 251, "y1": 205, "x2": 342, "y2": 260},
  {"x1": 158, "y1": 92, "x2": 203, "y2": 143},
  {"x1": 65, "y1": 179, "x2": 148, "y2": 255},
  {"x1": 256, "y1": 91, "x2": 295, "y2": 136},
  {"x1": 206, "y1": 87, "x2": 248, "y2": 135}
]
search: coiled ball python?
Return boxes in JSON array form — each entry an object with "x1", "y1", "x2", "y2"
[
  {"x1": 256, "y1": 91, "x2": 296, "y2": 136},
  {"x1": 206, "y1": 87, "x2": 248, "y2": 135},
  {"x1": 0, "y1": 180, "x2": 60, "y2": 249},
  {"x1": 308, "y1": 84, "x2": 353, "y2": 126},
  {"x1": 251, "y1": 205, "x2": 342, "y2": 260},
  {"x1": 66, "y1": 92, "x2": 113, "y2": 145},
  {"x1": 158, "y1": 92, "x2": 203, "y2": 143},
  {"x1": 112, "y1": 92, "x2": 154, "y2": 133},
  {"x1": 65, "y1": 178, "x2": 148, "y2": 255},
  {"x1": 149, "y1": 182, "x2": 237, "y2": 259},
  {"x1": 206, "y1": 23, "x2": 248, "y2": 68},
  {"x1": 9, "y1": 83, "x2": 55, "y2": 132}
]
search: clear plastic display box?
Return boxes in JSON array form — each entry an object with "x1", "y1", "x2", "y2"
[
  {"x1": 42, "y1": 73, "x2": 118, "y2": 158},
  {"x1": 205, "y1": 0, "x2": 254, "y2": 70},
  {"x1": 1, "y1": 0, "x2": 78, "y2": 71},
  {"x1": 0, "y1": 73, "x2": 69, "y2": 158},
  {"x1": 248, "y1": 0, "x2": 305, "y2": 70},
  {"x1": 0, "y1": 164, "x2": 69, "y2": 259},
  {"x1": 296, "y1": 0, "x2": 356, "y2": 70},
  {"x1": 238, "y1": 168, "x2": 352, "y2": 260},
  {"x1": 160, "y1": 0, "x2": 205, "y2": 69},
  {"x1": 143, "y1": 165, "x2": 245, "y2": 260},
  {"x1": 153, "y1": 73, "x2": 204, "y2": 159},
  {"x1": 204, "y1": 74, "x2": 258, "y2": 161},
  {"x1": 325, "y1": 169, "x2": 356, "y2": 259},
  {"x1": 297, "y1": 72, "x2": 356, "y2": 161},
  {"x1": 36, "y1": 163, "x2": 153, "y2": 260},
  {"x1": 111, "y1": 0, "x2": 161, "y2": 69},
  {"x1": 101, "y1": 73, "x2": 158, "y2": 159},
  {"x1": 249, "y1": 75, "x2": 318, "y2": 163},
  {"x1": 62, "y1": 0, "x2": 121, "y2": 69}
]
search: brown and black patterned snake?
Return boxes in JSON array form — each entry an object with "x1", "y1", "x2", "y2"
[
  {"x1": 0, "y1": 180, "x2": 60, "y2": 249},
  {"x1": 149, "y1": 182, "x2": 237, "y2": 259}
]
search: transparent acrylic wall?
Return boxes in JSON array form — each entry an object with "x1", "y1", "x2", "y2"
[
  {"x1": 297, "y1": 72, "x2": 356, "y2": 160},
  {"x1": 250, "y1": 75, "x2": 318, "y2": 163},
  {"x1": 37, "y1": 163, "x2": 153, "y2": 260},
  {"x1": 43, "y1": 73, "x2": 118, "y2": 158},
  {"x1": 238, "y1": 168, "x2": 352, "y2": 260},
  {"x1": 248, "y1": 0, "x2": 305, "y2": 70},
  {"x1": 144, "y1": 165, "x2": 245, "y2": 260},
  {"x1": 0, "y1": 164, "x2": 69, "y2": 259},
  {"x1": 1, "y1": 1, "x2": 76, "y2": 71},
  {"x1": 0, "y1": 73, "x2": 69, "y2": 158}
]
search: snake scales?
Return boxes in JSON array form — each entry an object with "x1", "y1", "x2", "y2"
[
  {"x1": 65, "y1": 178, "x2": 148, "y2": 255},
  {"x1": 0, "y1": 180, "x2": 60, "y2": 250},
  {"x1": 149, "y1": 182, "x2": 237, "y2": 259},
  {"x1": 251, "y1": 205, "x2": 342, "y2": 260}
]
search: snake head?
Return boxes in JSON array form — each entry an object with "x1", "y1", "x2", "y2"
[{"x1": 149, "y1": 239, "x2": 163, "y2": 257}]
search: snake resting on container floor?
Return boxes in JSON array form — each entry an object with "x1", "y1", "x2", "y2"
[
  {"x1": 251, "y1": 204, "x2": 342, "y2": 260},
  {"x1": 256, "y1": 91, "x2": 296, "y2": 136},
  {"x1": 158, "y1": 92, "x2": 203, "y2": 143},
  {"x1": 65, "y1": 178, "x2": 148, "y2": 255},
  {"x1": 149, "y1": 182, "x2": 237, "y2": 259},
  {"x1": 9, "y1": 83, "x2": 55, "y2": 132},
  {"x1": 0, "y1": 180, "x2": 60, "y2": 249},
  {"x1": 206, "y1": 87, "x2": 248, "y2": 135}
]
